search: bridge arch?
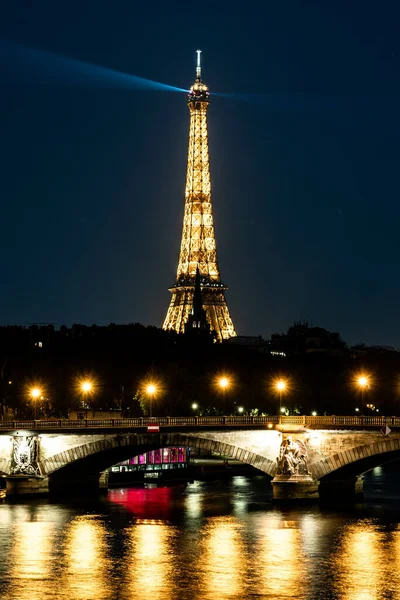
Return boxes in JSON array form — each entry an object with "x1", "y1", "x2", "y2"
[
  {"x1": 312, "y1": 437, "x2": 400, "y2": 480},
  {"x1": 40, "y1": 432, "x2": 277, "y2": 487}
]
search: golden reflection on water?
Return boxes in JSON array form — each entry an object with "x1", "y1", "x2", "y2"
[
  {"x1": 200, "y1": 516, "x2": 245, "y2": 599},
  {"x1": 6, "y1": 474, "x2": 400, "y2": 600},
  {"x1": 256, "y1": 515, "x2": 305, "y2": 598},
  {"x1": 184, "y1": 490, "x2": 202, "y2": 520},
  {"x1": 63, "y1": 516, "x2": 111, "y2": 600},
  {"x1": 332, "y1": 522, "x2": 390, "y2": 600},
  {"x1": 8, "y1": 519, "x2": 54, "y2": 600},
  {"x1": 126, "y1": 523, "x2": 174, "y2": 600}
]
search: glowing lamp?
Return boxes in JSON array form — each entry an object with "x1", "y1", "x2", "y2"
[
  {"x1": 81, "y1": 381, "x2": 92, "y2": 393},
  {"x1": 218, "y1": 377, "x2": 230, "y2": 389}
]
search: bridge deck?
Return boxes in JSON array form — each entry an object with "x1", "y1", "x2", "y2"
[{"x1": 0, "y1": 415, "x2": 399, "y2": 432}]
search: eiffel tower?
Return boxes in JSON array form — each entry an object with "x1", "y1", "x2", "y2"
[{"x1": 163, "y1": 51, "x2": 236, "y2": 342}]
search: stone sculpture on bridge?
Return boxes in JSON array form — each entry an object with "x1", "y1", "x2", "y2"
[
  {"x1": 276, "y1": 436, "x2": 310, "y2": 477},
  {"x1": 11, "y1": 436, "x2": 40, "y2": 476}
]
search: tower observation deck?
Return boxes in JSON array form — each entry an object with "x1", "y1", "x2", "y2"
[{"x1": 163, "y1": 51, "x2": 236, "y2": 341}]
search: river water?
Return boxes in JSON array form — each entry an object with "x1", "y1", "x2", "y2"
[{"x1": 1, "y1": 464, "x2": 400, "y2": 600}]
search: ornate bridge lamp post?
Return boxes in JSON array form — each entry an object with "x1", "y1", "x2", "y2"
[{"x1": 30, "y1": 387, "x2": 42, "y2": 420}]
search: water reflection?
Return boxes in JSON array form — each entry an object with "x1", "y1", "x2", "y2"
[
  {"x1": 200, "y1": 516, "x2": 245, "y2": 599},
  {"x1": 184, "y1": 486, "x2": 203, "y2": 521},
  {"x1": 8, "y1": 519, "x2": 54, "y2": 600},
  {"x1": 333, "y1": 523, "x2": 394, "y2": 600},
  {"x1": 108, "y1": 485, "x2": 175, "y2": 520},
  {"x1": 63, "y1": 517, "x2": 111, "y2": 600},
  {"x1": 255, "y1": 514, "x2": 307, "y2": 599},
  {"x1": 126, "y1": 523, "x2": 175, "y2": 600},
  {"x1": 1, "y1": 468, "x2": 400, "y2": 599}
]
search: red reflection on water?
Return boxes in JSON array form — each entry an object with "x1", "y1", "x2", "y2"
[{"x1": 108, "y1": 486, "x2": 175, "y2": 520}]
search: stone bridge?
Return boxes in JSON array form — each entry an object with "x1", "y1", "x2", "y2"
[{"x1": 1, "y1": 415, "x2": 400, "y2": 501}]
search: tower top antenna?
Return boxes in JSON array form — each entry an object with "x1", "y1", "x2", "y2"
[{"x1": 196, "y1": 49, "x2": 202, "y2": 79}]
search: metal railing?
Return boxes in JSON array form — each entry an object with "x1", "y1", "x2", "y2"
[{"x1": 0, "y1": 415, "x2": 399, "y2": 430}]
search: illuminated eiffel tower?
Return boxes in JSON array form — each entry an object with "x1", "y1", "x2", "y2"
[{"x1": 163, "y1": 51, "x2": 236, "y2": 342}]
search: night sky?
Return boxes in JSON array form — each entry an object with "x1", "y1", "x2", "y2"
[{"x1": 1, "y1": 1, "x2": 400, "y2": 346}]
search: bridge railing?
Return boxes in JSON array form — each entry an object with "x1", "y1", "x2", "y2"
[
  {"x1": 1, "y1": 415, "x2": 400, "y2": 429},
  {"x1": 0, "y1": 415, "x2": 281, "y2": 429}
]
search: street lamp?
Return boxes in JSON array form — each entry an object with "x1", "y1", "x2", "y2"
[
  {"x1": 191, "y1": 402, "x2": 198, "y2": 411},
  {"x1": 81, "y1": 381, "x2": 92, "y2": 393},
  {"x1": 237, "y1": 406, "x2": 244, "y2": 414},
  {"x1": 80, "y1": 379, "x2": 94, "y2": 409},
  {"x1": 218, "y1": 377, "x2": 230, "y2": 390},
  {"x1": 145, "y1": 383, "x2": 157, "y2": 418},
  {"x1": 30, "y1": 387, "x2": 41, "y2": 420},
  {"x1": 356, "y1": 374, "x2": 369, "y2": 416},
  {"x1": 275, "y1": 379, "x2": 287, "y2": 416}
]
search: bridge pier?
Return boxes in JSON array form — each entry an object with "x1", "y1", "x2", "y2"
[
  {"x1": 271, "y1": 475, "x2": 320, "y2": 502},
  {"x1": 6, "y1": 476, "x2": 49, "y2": 496},
  {"x1": 319, "y1": 476, "x2": 364, "y2": 502},
  {"x1": 5, "y1": 471, "x2": 109, "y2": 498},
  {"x1": 49, "y1": 470, "x2": 109, "y2": 496},
  {"x1": 99, "y1": 471, "x2": 109, "y2": 490}
]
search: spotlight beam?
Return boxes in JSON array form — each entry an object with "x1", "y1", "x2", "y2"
[{"x1": 1, "y1": 39, "x2": 186, "y2": 93}]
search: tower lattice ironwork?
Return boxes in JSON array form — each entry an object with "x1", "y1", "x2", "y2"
[{"x1": 163, "y1": 50, "x2": 236, "y2": 341}]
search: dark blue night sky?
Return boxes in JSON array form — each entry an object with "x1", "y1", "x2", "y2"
[{"x1": 1, "y1": 1, "x2": 400, "y2": 346}]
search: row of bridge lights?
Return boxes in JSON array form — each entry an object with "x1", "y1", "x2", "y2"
[
  {"x1": 27, "y1": 373, "x2": 372, "y2": 419},
  {"x1": 274, "y1": 375, "x2": 373, "y2": 416},
  {"x1": 28, "y1": 380, "x2": 160, "y2": 419},
  {"x1": 195, "y1": 374, "x2": 372, "y2": 417}
]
